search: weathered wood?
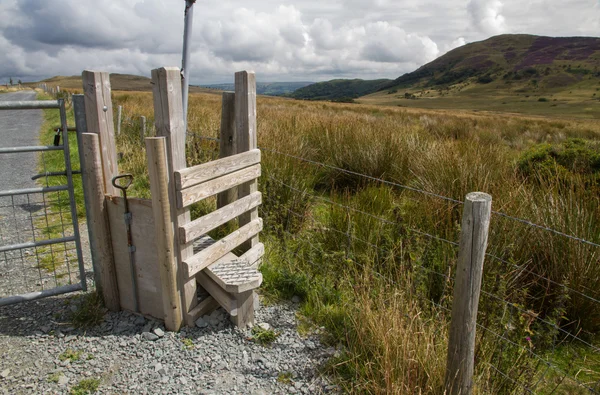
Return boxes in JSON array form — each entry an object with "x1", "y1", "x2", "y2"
[
  {"x1": 80, "y1": 133, "x2": 120, "y2": 311},
  {"x1": 106, "y1": 196, "x2": 162, "y2": 317},
  {"x1": 188, "y1": 295, "x2": 219, "y2": 322},
  {"x1": 82, "y1": 71, "x2": 119, "y2": 196},
  {"x1": 146, "y1": 137, "x2": 183, "y2": 331},
  {"x1": 232, "y1": 290, "x2": 255, "y2": 328},
  {"x1": 197, "y1": 272, "x2": 237, "y2": 315},
  {"x1": 152, "y1": 67, "x2": 197, "y2": 326},
  {"x1": 235, "y1": 71, "x2": 259, "y2": 252},
  {"x1": 175, "y1": 149, "x2": 260, "y2": 190},
  {"x1": 217, "y1": 92, "x2": 237, "y2": 211},
  {"x1": 140, "y1": 116, "x2": 147, "y2": 144},
  {"x1": 206, "y1": 258, "x2": 262, "y2": 293},
  {"x1": 177, "y1": 164, "x2": 261, "y2": 208},
  {"x1": 184, "y1": 218, "x2": 263, "y2": 278},
  {"x1": 117, "y1": 105, "x2": 122, "y2": 135},
  {"x1": 240, "y1": 242, "x2": 265, "y2": 269},
  {"x1": 179, "y1": 191, "x2": 262, "y2": 243},
  {"x1": 445, "y1": 192, "x2": 492, "y2": 395}
]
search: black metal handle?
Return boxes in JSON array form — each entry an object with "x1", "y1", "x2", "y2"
[{"x1": 111, "y1": 174, "x2": 133, "y2": 191}]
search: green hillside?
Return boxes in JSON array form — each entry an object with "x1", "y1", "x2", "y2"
[
  {"x1": 289, "y1": 79, "x2": 392, "y2": 101},
  {"x1": 201, "y1": 81, "x2": 314, "y2": 96}
]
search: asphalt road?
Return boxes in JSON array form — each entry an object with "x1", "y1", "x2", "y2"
[{"x1": 0, "y1": 91, "x2": 42, "y2": 190}]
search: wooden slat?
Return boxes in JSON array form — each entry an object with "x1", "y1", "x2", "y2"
[
  {"x1": 146, "y1": 137, "x2": 183, "y2": 331},
  {"x1": 152, "y1": 67, "x2": 197, "y2": 327},
  {"x1": 240, "y1": 242, "x2": 265, "y2": 269},
  {"x1": 175, "y1": 149, "x2": 260, "y2": 190},
  {"x1": 183, "y1": 218, "x2": 263, "y2": 278},
  {"x1": 197, "y1": 272, "x2": 237, "y2": 315},
  {"x1": 217, "y1": 92, "x2": 238, "y2": 213},
  {"x1": 179, "y1": 191, "x2": 262, "y2": 243},
  {"x1": 235, "y1": 71, "x2": 259, "y2": 252},
  {"x1": 188, "y1": 296, "x2": 219, "y2": 322},
  {"x1": 177, "y1": 164, "x2": 261, "y2": 208},
  {"x1": 81, "y1": 71, "x2": 119, "y2": 196}
]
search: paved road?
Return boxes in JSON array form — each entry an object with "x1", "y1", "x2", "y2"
[{"x1": 0, "y1": 91, "x2": 42, "y2": 191}]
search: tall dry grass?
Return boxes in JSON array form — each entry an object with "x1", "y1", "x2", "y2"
[{"x1": 112, "y1": 90, "x2": 600, "y2": 393}]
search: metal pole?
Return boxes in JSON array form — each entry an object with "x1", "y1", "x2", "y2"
[{"x1": 181, "y1": 0, "x2": 196, "y2": 139}]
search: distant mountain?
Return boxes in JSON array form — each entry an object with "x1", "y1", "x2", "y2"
[
  {"x1": 200, "y1": 82, "x2": 314, "y2": 96},
  {"x1": 289, "y1": 79, "x2": 392, "y2": 101},
  {"x1": 381, "y1": 34, "x2": 600, "y2": 91}
]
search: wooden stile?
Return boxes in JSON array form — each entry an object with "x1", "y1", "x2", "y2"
[
  {"x1": 184, "y1": 218, "x2": 263, "y2": 278},
  {"x1": 146, "y1": 137, "x2": 183, "y2": 331},
  {"x1": 177, "y1": 164, "x2": 261, "y2": 208},
  {"x1": 82, "y1": 71, "x2": 119, "y2": 196},
  {"x1": 179, "y1": 191, "x2": 262, "y2": 243},
  {"x1": 188, "y1": 296, "x2": 219, "y2": 321},
  {"x1": 151, "y1": 67, "x2": 197, "y2": 327},
  {"x1": 235, "y1": 71, "x2": 259, "y2": 252},
  {"x1": 175, "y1": 149, "x2": 260, "y2": 190},
  {"x1": 197, "y1": 272, "x2": 237, "y2": 315},
  {"x1": 81, "y1": 133, "x2": 120, "y2": 311}
]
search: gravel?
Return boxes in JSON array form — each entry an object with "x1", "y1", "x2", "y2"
[{"x1": 0, "y1": 295, "x2": 340, "y2": 394}]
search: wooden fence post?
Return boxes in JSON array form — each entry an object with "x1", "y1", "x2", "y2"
[
  {"x1": 234, "y1": 71, "x2": 258, "y2": 252},
  {"x1": 140, "y1": 116, "x2": 147, "y2": 144},
  {"x1": 146, "y1": 137, "x2": 183, "y2": 331},
  {"x1": 82, "y1": 71, "x2": 119, "y2": 196},
  {"x1": 117, "y1": 105, "x2": 122, "y2": 135},
  {"x1": 151, "y1": 67, "x2": 197, "y2": 326},
  {"x1": 217, "y1": 92, "x2": 237, "y2": 211},
  {"x1": 81, "y1": 133, "x2": 120, "y2": 311},
  {"x1": 445, "y1": 192, "x2": 492, "y2": 395}
]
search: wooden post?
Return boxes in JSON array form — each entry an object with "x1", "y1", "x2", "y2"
[
  {"x1": 140, "y1": 116, "x2": 147, "y2": 145},
  {"x1": 217, "y1": 92, "x2": 237, "y2": 211},
  {"x1": 445, "y1": 192, "x2": 492, "y2": 395},
  {"x1": 81, "y1": 133, "x2": 120, "y2": 311},
  {"x1": 82, "y1": 71, "x2": 119, "y2": 196},
  {"x1": 234, "y1": 71, "x2": 258, "y2": 252},
  {"x1": 151, "y1": 67, "x2": 197, "y2": 326},
  {"x1": 146, "y1": 137, "x2": 183, "y2": 331},
  {"x1": 117, "y1": 105, "x2": 122, "y2": 135}
]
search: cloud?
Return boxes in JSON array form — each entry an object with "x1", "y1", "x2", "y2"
[{"x1": 467, "y1": 0, "x2": 508, "y2": 36}]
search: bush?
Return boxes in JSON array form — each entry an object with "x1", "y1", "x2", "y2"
[{"x1": 538, "y1": 97, "x2": 549, "y2": 102}]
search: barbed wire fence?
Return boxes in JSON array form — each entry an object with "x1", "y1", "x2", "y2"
[{"x1": 110, "y1": 110, "x2": 600, "y2": 393}]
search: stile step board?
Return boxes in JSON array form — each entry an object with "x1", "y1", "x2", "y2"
[{"x1": 192, "y1": 236, "x2": 262, "y2": 294}]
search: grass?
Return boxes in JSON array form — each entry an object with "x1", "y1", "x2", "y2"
[
  {"x1": 68, "y1": 291, "x2": 107, "y2": 328},
  {"x1": 36, "y1": 84, "x2": 600, "y2": 393},
  {"x1": 70, "y1": 378, "x2": 100, "y2": 395},
  {"x1": 251, "y1": 325, "x2": 280, "y2": 346},
  {"x1": 181, "y1": 338, "x2": 195, "y2": 349},
  {"x1": 59, "y1": 349, "x2": 83, "y2": 362}
]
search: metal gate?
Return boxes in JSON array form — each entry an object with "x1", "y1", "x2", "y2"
[{"x1": 0, "y1": 99, "x2": 86, "y2": 305}]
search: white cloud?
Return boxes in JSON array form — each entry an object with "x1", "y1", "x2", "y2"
[
  {"x1": 467, "y1": 0, "x2": 508, "y2": 36},
  {"x1": 0, "y1": 0, "x2": 596, "y2": 84}
]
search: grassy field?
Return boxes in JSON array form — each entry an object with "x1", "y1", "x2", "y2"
[{"x1": 42, "y1": 85, "x2": 600, "y2": 393}]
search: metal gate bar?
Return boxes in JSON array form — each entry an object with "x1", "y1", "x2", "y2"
[{"x1": 0, "y1": 98, "x2": 87, "y2": 305}]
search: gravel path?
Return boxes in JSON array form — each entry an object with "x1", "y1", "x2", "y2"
[
  {"x1": 0, "y1": 91, "x2": 340, "y2": 394},
  {"x1": 0, "y1": 295, "x2": 339, "y2": 394}
]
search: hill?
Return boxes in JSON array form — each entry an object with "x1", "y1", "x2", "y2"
[
  {"x1": 201, "y1": 81, "x2": 313, "y2": 96},
  {"x1": 289, "y1": 79, "x2": 392, "y2": 101},
  {"x1": 361, "y1": 34, "x2": 600, "y2": 118}
]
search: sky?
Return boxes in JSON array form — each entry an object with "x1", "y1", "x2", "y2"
[{"x1": 0, "y1": 0, "x2": 598, "y2": 84}]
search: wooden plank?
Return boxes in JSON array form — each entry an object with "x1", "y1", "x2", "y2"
[
  {"x1": 217, "y1": 92, "x2": 238, "y2": 211},
  {"x1": 82, "y1": 71, "x2": 119, "y2": 196},
  {"x1": 106, "y1": 196, "x2": 163, "y2": 318},
  {"x1": 205, "y1": 258, "x2": 262, "y2": 293},
  {"x1": 146, "y1": 137, "x2": 183, "y2": 331},
  {"x1": 152, "y1": 67, "x2": 197, "y2": 327},
  {"x1": 177, "y1": 164, "x2": 261, "y2": 208},
  {"x1": 117, "y1": 105, "x2": 122, "y2": 135},
  {"x1": 179, "y1": 191, "x2": 262, "y2": 243},
  {"x1": 80, "y1": 133, "x2": 120, "y2": 311},
  {"x1": 235, "y1": 71, "x2": 259, "y2": 252},
  {"x1": 197, "y1": 272, "x2": 237, "y2": 315},
  {"x1": 445, "y1": 192, "x2": 492, "y2": 395},
  {"x1": 184, "y1": 218, "x2": 263, "y2": 278},
  {"x1": 175, "y1": 149, "x2": 260, "y2": 190},
  {"x1": 240, "y1": 242, "x2": 265, "y2": 269},
  {"x1": 232, "y1": 290, "x2": 254, "y2": 328},
  {"x1": 188, "y1": 296, "x2": 220, "y2": 322}
]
